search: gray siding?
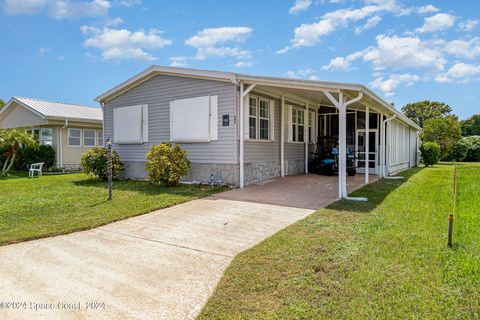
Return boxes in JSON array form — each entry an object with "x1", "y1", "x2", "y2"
[{"x1": 104, "y1": 74, "x2": 237, "y2": 164}]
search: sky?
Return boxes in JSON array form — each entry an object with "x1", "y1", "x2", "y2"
[{"x1": 0, "y1": 0, "x2": 479, "y2": 119}]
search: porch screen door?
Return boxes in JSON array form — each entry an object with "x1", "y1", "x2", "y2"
[{"x1": 356, "y1": 130, "x2": 378, "y2": 173}]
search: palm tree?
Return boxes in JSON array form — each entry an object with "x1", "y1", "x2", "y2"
[{"x1": 0, "y1": 129, "x2": 38, "y2": 175}]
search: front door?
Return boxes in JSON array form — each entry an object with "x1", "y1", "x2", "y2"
[{"x1": 356, "y1": 129, "x2": 378, "y2": 174}]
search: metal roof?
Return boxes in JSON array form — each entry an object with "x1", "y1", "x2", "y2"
[
  {"x1": 4, "y1": 97, "x2": 102, "y2": 122},
  {"x1": 95, "y1": 65, "x2": 420, "y2": 130}
]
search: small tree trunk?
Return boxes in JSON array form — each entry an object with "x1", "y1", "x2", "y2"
[
  {"x1": 2, "y1": 156, "x2": 11, "y2": 174},
  {"x1": 4, "y1": 153, "x2": 16, "y2": 174}
]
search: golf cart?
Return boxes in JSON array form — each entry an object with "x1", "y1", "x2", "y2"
[{"x1": 309, "y1": 136, "x2": 357, "y2": 176}]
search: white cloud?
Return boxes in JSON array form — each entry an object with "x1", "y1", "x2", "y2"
[
  {"x1": 235, "y1": 61, "x2": 253, "y2": 67},
  {"x1": 185, "y1": 26, "x2": 253, "y2": 60},
  {"x1": 4, "y1": 0, "x2": 110, "y2": 19},
  {"x1": 361, "y1": 34, "x2": 446, "y2": 70},
  {"x1": 415, "y1": 13, "x2": 456, "y2": 33},
  {"x1": 104, "y1": 16, "x2": 123, "y2": 26},
  {"x1": 4, "y1": 0, "x2": 47, "y2": 14},
  {"x1": 285, "y1": 68, "x2": 319, "y2": 80},
  {"x1": 459, "y1": 19, "x2": 479, "y2": 31},
  {"x1": 114, "y1": 0, "x2": 141, "y2": 7},
  {"x1": 436, "y1": 63, "x2": 480, "y2": 83},
  {"x1": 416, "y1": 5, "x2": 439, "y2": 14},
  {"x1": 321, "y1": 50, "x2": 365, "y2": 71},
  {"x1": 355, "y1": 15, "x2": 382, "y2": 34},
  {"x1": 169, "y1": 56, "x2": 187, "y2": 67},
  {"x1": 81, "y1": 26, "x2": 172, "y2": 61},
  {"x1": 439, "y1": 37, "x2": 480, "y2": 59},
  {"x1": 39, "y1": 46, "x2": 51, "y2": 55},
  {"x1": 289, "y1": 0, "x2": 312, "y2": 14},
  {"x1": 279, "y1": 0, "x2": 411, "y2": 53},
  {"x1": 371, "y1": 73, "x2": 420, "y2": 96}
]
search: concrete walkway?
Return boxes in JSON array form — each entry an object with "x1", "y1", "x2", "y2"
[{"x1": 0, "y1": 198, "x2": 313, "y2": 320}]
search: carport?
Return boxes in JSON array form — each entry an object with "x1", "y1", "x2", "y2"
[
  {"x1": 213, "y1": 174, "x2": 379, "y2": 210},
  {"x1": 237, "y1": 74, "x2": 421, "y2": 201}
]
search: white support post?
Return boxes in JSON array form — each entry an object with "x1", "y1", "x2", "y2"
[
  {"x1": 280, "y1": 95, "x2": 285, "y2": 177},
  {"x1": 365, "y1": 105, "x2": 369, "y2": 184},
  {"x1": 239, "y1": 82, "x2": 256, "y2": 188},
  {"x1": 325, "y1": 91, "x2": 366, "y2": 201},
  {"x1": 304, "y1": 102, "x2": 308, "y2": 174}
]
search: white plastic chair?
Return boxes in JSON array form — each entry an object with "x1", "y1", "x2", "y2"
[{"x1": 29, "y1": 162, "x2": 44, "y2": 178}]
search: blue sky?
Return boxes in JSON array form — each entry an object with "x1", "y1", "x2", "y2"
[{"x1": 1, "y1": 0, "x2": 479, "y2": 119}]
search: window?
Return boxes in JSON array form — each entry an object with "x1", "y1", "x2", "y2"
[
  {"x1": 27, "y1": 129, "x2": 40, "y2": 143},
  {"x1": 97, "y1": 130, "x2": 104, "y2": 147},
  {"x1": 249, "y1": 97, "x2": 257, "y2": 139},
  {"x1": 247, "y1": 96, "x2": 272, "y2": 140},
  {"x1": 83, "y1": 129, "x2": 96, "y2": 147},
  {"x1": 68, "y1": 128, "x2": 81, "y2": 146},
  {"x1": 40, "y1": 128, "x2": 53, "y2": 145},
  {"x1": 114, "y1": 104, "x2": 149, "y2": 144},
  {"x1": 291, "y1": 106, "x2": 305, "y2": 142}
]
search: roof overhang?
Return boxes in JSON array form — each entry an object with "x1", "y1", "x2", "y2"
[{"x1": 95, "y1": 65, "x2": 421, "y2": 131}]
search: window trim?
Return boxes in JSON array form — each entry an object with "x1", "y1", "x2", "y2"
[
  {"x1": 68, "y1": 128, "x2": 82, "y2": 147},
  {"x1": 96, "y1": 130, "x2": 104, "y2": 147},
  {"x1": 83, "y1": 129, "x2": 96, "y2": 147},
  {"x1": 246, "y1": 95, "x2": 273, "y2": 142}
]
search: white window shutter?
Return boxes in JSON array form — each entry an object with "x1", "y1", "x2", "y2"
[
  {"x1": 210, "y1": 95, "x2": 218, "y2": 141},
  {"x1": 244, "y1": 95, "x2": 250, "y2": 139},
  {"x1": 269, "y1": 100, "x2": 275, "y2": 141},
  {"x1": 142, "y1": 104, "x2": 149, "y2": 143},
  {"x1": 113, "y1": 105, "x2": 143, "y2": 144},
  {"x1": 287, "y1": 105, "x2": 293, "y2": 142}
]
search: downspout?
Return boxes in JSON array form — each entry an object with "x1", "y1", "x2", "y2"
[
  {"x1": 59, "y1": 119, "x2": 69, "y2": 168},
  {"x1": 382, "y1": 114, "x2": 403, "y2": 179}
]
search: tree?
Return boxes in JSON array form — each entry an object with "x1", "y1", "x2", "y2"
[
  {"x1": 0, "y1": 99, "x2": 5, "y2": 108},
  {"x1": 461, "y1": 114, "x2": 480, "y2": 136},
  {"x1": 420, "y1": 142, "x2": 441, "y2": 166},
  {"x1": 420, "y1": 116, "x2": 462, "y2": 160},
  {"x1": 0, "y1": 129, "x2": 38, "y2": 175},
  {"x1": 402, "y1": 101, "x2": 452, "y2": 127}
]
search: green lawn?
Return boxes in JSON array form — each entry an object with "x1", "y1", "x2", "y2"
[
  {"x1": 0, "y1": 173, "x2": 223, "y2": 246},
  {"x1": 199, "y1": 163, "x2": 480, "y2": 319}
]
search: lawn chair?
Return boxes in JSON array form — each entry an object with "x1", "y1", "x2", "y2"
[{"x1": 29, "y1": 162, "x2": 44, "y2": 178}]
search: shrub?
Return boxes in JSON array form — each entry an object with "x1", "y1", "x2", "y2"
[
  {"x1": 81, "y1": 147, "x2": 123, "y2": 181},
  {"x1": 146, "y1": 143, "x2": 191, "y2": 186},
  {"x1": 17, "y1": 145, "x2": 56, "y2": 170},
  {"x1": 445, "y1": 140, "x2": 468, "y2": 162},
  {"x1": 463, "y1": 136, "x2": 480, "y2": 162},
  {"x1": 420, "y1": 142, "x2": 441, "y2": 166}
]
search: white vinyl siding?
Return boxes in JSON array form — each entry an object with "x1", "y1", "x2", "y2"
[
  {"x1": 169, "y1": 95, "x2": 218, "y2": 143},
  {"x1": 97, "y1": 130, "x2": 104, "y2": 147},
  {"x1": 113, "y1": 104, "x2": 148, "y2": 144},
  {"x1": 68, "y1": 128, "x2": 81, "y2": 147},
  {"x1": 245, "y1": 95, "x2": 274, "y2": 141},
  {"x1": 83, "y1": 129, "x2": 96, "y2": 147}
]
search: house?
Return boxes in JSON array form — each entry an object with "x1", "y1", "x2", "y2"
[
  {"x1": 96, "y1": 66, "x2": 421, "y2": 198},
  {"x1": 0, "y1": 97, "x2": 103, "y2": 168}
]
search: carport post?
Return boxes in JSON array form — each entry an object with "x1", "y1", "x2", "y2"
[
  {"x1": 239, "y1": 82, "x2": 256, "y2": 188},
  {"x1": 280, "y1": 95, "x2": 285, "y2": 177},
  {"x1": 305, "y1": 102, "x2": 308, "y2": 174},
  {"x1": 365, "y1": 105, "x2": 369, "y2": 184}
]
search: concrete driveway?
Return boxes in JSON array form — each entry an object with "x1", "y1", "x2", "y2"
[{"x1": 0, "y1": 198, "x2": 313, "y2": 320}]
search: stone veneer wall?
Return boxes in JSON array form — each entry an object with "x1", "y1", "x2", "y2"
[{"x1": 244, "y1": 160, "x2": 281, "y2": 185}]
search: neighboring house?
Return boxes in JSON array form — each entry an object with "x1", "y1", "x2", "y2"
[
  {"x1": 96, "y1": 66, "x2": 421, "y2": 195},
  {"x1": 0, "y1": 97, "x2": 103, "y2": 168}
]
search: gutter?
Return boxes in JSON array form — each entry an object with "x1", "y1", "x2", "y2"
[{"x1": 59, "y1": 119, "x2": 68, "y2": 168}]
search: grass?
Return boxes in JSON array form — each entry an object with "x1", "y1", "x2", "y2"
[
  {"x1": 199, "y1": 163, "x2": 480, "y2": 319},
  {"x1": 0, "y1": 172, "x2": 224, "y2": 246}
]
